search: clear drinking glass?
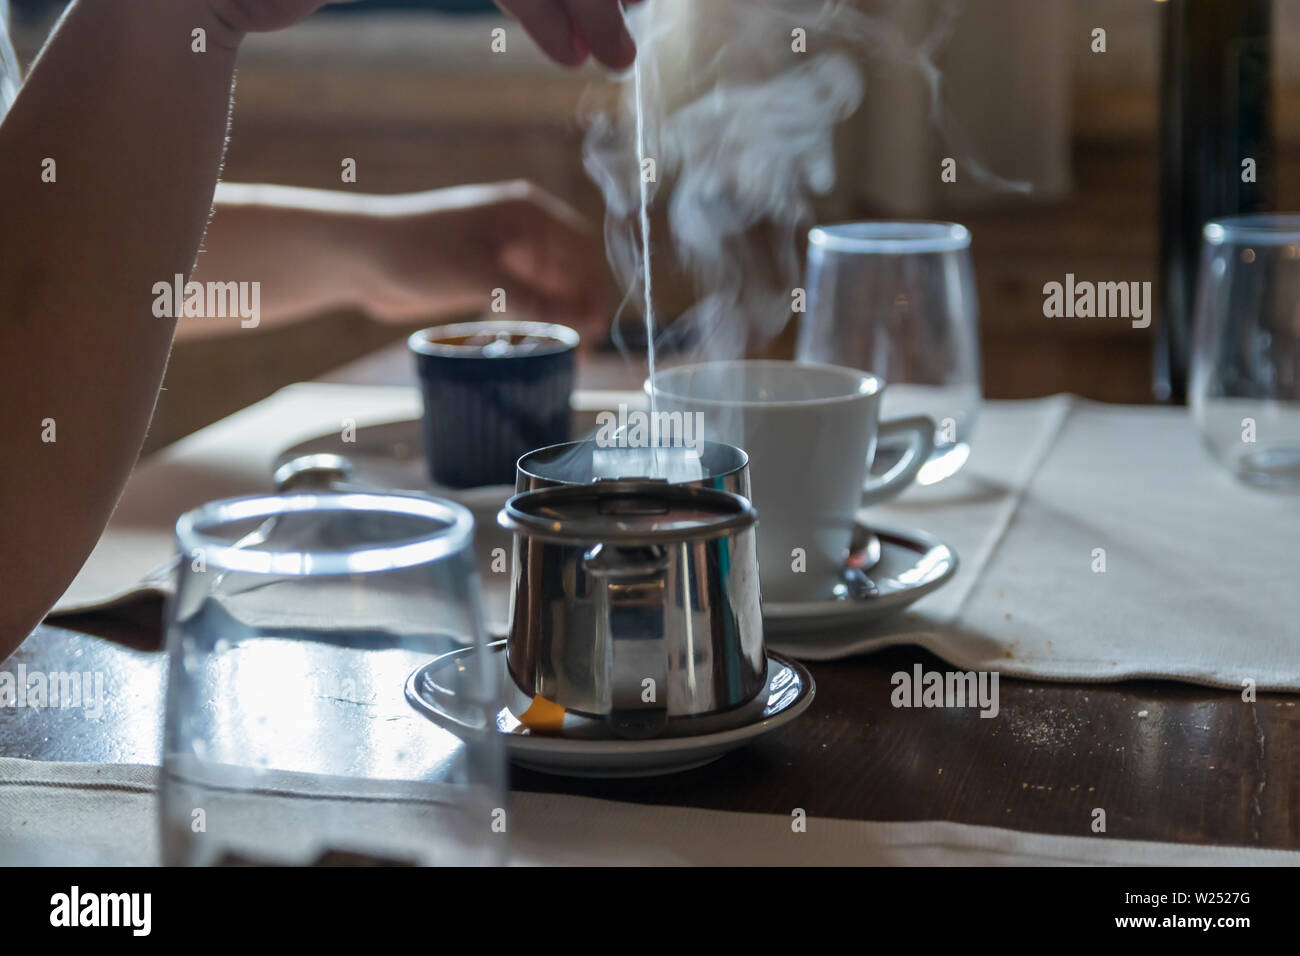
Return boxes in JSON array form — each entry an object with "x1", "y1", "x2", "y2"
[
  {"x1": 796, "y1": 221, "x2": 982, "y2": 486},
  {"x1": 1191, "y1": 215, "x2": 1300, "y2": 490},
  {"x1": 160, "y1": 492, "x2": 505, "y2": 865}
]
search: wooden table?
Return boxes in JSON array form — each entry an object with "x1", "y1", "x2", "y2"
[{"x1": 5, "y1": 344, "x2": 1297, "y2": 850}]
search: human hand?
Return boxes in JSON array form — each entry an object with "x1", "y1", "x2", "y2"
[
  {"x1": 494, "y1": 0, "x2": 646, "y2": 70},
  {"x1": 204, "y1": 0, "x2": 354, "y2": 45},
  {"x1": 357, "y1": 181, "x2": 610, "y2": 335}
]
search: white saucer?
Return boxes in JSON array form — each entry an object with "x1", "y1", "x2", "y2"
[
  {"x1": 276, "y1": 418, "x2": 515, "y2": 510},
  {"x1": 762, "y1": 522, "x2": 958, "y2": 637},
  {"x1": 405, "y1": 641, "x2": 815, "y2": 778}
]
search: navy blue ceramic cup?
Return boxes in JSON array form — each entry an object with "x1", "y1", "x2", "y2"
[{"x1": 409, "y1": 320, "x2": 579, "y2": 488}]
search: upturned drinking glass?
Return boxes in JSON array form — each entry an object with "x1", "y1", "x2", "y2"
[
  {"x1": 1190, "y1": 214, "x2": 1300, "y2": 489},
  {"x1": 797, "y1": 221, "x2": 982, "y2": 486},
  {"x1": 160, "y1": 492, "x2": 505, "y2": 865}
]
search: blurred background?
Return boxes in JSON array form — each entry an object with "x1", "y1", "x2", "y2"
[{"x1": 10, "y1": 0, "x2": 1300, "y2": 450}]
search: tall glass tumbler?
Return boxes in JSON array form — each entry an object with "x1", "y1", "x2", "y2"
[
  {"x1": 1191, "y1": 214, "x2": 1300, "y2": 489},
  {"x1": 797, "y1": 222, "x2": 981, "y2": 486},
  {"x1": 161, "y1": 492, "x2": 505, "y2": 865}
]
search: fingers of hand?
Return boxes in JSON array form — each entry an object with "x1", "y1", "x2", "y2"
[
  {"x1": 495, "y1": 0, "x2": 642, "y2": 70},
  {"x1": 498, "y1": 235, "x2": 608, "y2": 327},
  {"x1": 494, "y1": 0, "x2": 585, "y2": 67},
  {"x1": 498, "y1": 195, "x2": 606, "y2": 305},
  {"x1": 562, "y1": 0, "x2": 638, "y2": 70}
]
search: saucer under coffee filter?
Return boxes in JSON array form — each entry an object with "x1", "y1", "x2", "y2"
[
  {"x1": 499, "y1": 480, "x2": 765, "y2": 740},
  {"x1": 405, "y1": 641, "x2": 815, "y2": 778}
]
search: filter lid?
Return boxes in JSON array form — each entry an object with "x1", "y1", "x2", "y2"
[{"x1": 498, "y1": 479, "x2": 756, "y2": 545}]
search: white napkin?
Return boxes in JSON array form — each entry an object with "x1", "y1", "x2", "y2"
[
  {"x1": 770, "y1": 397, "x2": 1300, "y2": 692},
  {"x1": 2, "y1": 757, "x2": 1295, "y2": 866}
]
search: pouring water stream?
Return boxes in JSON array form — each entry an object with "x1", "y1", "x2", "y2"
[{"x1": 623, "y1": 3, "x2": 664, "y2": 479}]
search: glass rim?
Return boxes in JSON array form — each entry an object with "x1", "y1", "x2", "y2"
[
  {"x1": 174, "y1": 492, "x2": 475, "y2": 576},
  {"x1": 1203, "y1": 214, "x2": 1300, "y2": 246},
  {"x1": 809, "y1": 220, "x2": 970, "y2": 254},
  {"x1": 647, "y1": 359, "x2": 881, "y2": 409}
]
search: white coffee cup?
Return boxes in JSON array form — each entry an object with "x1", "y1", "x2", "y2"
[{"x1": 648, "y1": 360, "x2": 934, "y2": 604}]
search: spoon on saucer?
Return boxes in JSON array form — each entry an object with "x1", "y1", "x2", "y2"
[{"x1": 832, "y1": 522, "x2": 882, "y2": 599}]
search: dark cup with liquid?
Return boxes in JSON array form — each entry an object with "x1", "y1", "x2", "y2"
[{"x1": 409, "y1": 320, "x2": 579, "y2": 488}]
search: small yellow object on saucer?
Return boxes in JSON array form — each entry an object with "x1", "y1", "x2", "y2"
[{"x1": 517, "y1": 695, "x2": 566, "y2": 733}]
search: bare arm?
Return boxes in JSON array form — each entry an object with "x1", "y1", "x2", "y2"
[{"x1": 0, "y1": 0, "x2": 252, "y2": 657}]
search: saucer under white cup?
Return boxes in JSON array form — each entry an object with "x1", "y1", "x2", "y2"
[
  {"x1": 762, "y1": 520, "x2": 957, "y2": 643},
  {"x1": 649, "y1": 360, "x2": 935, "y2": 605}
]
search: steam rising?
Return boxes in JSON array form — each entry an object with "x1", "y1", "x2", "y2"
[{"x1": 584, "y1": 0, "x2": 1028, "y2": 364}]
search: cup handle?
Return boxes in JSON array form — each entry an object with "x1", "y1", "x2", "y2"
[
  {"x1": 862, "y1": 415, "x2": 936, "y2": 506},
  {"x1": 583, "y1": 544, "x2": 670, "y2": 740}
]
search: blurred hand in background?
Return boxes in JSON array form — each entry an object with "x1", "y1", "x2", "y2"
[
  {"x1": 188, "y1": 180, "x2": 610, "y2": 338},
  {"x1": 360, "y1": 180, "x2": 609, "y2": 329}
]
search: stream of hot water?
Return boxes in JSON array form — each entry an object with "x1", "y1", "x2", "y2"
[
  {"x1": 591, "y1": 3, "x2": 706, "y2": 485},
  {"x1": 625, "y1": 5, "x2": 665, "y2": 479}
]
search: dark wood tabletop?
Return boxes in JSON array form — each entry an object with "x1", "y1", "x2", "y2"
[{"x1": 5, "y1": 344, "x2": 1297, "y2": 850}]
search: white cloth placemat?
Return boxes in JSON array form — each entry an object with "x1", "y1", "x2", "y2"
[
  {"x1": 3, "y1": 758, "x2": 1296, "y2": 866},
  {"x1": 53, "y1": 384, "x2": 423, "y2": 617},
  {"x1": 49, "y1": 385, "x2": 1300, "y2": 690},
  {"x1": 775, "y1": 397, "x2": 1300, "y2": 692}
]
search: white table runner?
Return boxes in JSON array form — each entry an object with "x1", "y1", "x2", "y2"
[{"x1": 3, "y1": 758, "x2": 1295, "y2": 866}]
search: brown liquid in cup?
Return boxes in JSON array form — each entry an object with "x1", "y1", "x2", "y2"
[{"x1": 426, "y1": 332, "x2": 565, "y2": 357}]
